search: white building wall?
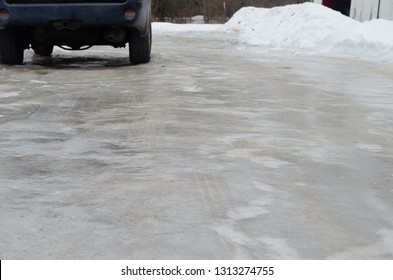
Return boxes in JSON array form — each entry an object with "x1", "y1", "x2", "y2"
[
  {"x1": 314, "y1": 0, "x2": 393, "y2": 21},
  {"x1": 350, "y1": 0, "x2": 393, "y2": 21},
  {"x1": 378, "y1": 0, "x2": 393, "y2": 20}
]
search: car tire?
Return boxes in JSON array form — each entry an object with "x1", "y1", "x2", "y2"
[
  {"x1": 128, "y1": 23, "x2": 151, "y2": 65},
  {"x1": 0, "y1": 27, "x2": 24, "y2": 65},
  {"x1": 33, "y1": 44, "x2": 54, "y2": 56}
]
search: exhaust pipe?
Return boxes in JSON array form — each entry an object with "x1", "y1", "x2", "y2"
[{"x1": 104, "y1": 27, "x2": 127, "y2": 44}]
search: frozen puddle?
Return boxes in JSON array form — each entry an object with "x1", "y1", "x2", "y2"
[
  {"x1": 356, "y1": 143, "x2": 382, "y2": 152},
  {"x1": 0, "y1": 92, "x2": 21, "y2": 98}
]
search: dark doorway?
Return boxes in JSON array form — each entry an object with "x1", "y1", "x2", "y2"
[{"x1": 322, "y1": 0, "x2": 351, "y2": 16}]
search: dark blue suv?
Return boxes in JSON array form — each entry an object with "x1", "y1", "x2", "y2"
[{"x1": 0, "y1": 0, "x2": 151, "y2": 64}]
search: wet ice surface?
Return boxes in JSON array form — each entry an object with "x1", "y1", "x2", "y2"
[{"x1": 1, "y1": 30, "x2": 393, "y2": 259}]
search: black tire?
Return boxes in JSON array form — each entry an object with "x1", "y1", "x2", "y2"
[
  {"x1": 33, "y1": 44, "x2": 54, "y2": 56},
  {"x1": 128, "y1": 23, "x2": 151, "y2": 65},
  {"x1": 0, "y1": 27, "x2": 24, "y2": 65}
]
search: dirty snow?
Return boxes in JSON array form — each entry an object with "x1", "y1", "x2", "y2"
[{"x1": 153, "y1": 2, "x2": 393, "y2": 61}]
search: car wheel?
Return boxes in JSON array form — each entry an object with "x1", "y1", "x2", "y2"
[
  {"x1": 128, "y1": 23, "x2": 151, "y2": 65},
  {"x1": 33, "y1": 44, "x2": 54, "y2": 56},
  {"x1": 0, "y1": 27, "x2": 24, "y2": 65}
]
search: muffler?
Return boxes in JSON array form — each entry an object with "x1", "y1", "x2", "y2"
[{"x1": 104, "y1": 27, "x2": 127, "y2": 44}]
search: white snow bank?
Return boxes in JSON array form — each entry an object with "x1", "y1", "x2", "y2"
[
  {"x1": 225, "y1": 3, "x2": 393, "y2": 60},
  {"x1": 153, "y1": 22, "x2": 222, "y2": 35}
]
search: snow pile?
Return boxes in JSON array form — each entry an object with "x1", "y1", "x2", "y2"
[{"x1": 225, "y1": 3, "x2": 393, "y2": 60}]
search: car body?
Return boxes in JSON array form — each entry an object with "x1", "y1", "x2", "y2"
[{"x1": 0, "y1": 0, "x2": 151, "y2": 64}]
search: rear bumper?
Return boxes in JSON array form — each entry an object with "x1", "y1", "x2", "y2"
[{"x1": 0, "y1": 1, "x2": 151, "y2": 34}]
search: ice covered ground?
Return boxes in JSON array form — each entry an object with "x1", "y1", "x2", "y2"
[
  {"x1": 2, "y1": 3, "x2": 393, "y2": 260},
  {"x1": 154, "y1": 2, "x2": 393, "y2": 62}
]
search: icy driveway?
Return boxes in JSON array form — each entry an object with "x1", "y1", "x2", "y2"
[{"x1": 1, "y1": 29, "x2": 393, "y2": 259}]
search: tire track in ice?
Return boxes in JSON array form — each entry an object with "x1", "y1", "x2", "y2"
[
  {"x1": 191, "y1": 172, "x2": 284, "y2": 258},
  {"x1": 188, "y1": 172, "x2": 249, "y2": 257},
  {"x1": 192, "y1": 172, "x2": 231, "y2": 219},
  {"x1": 126, "y1": 92, "x2": 168, "y2": 150},
  {"x1": 213, "y1": 181, "x2": 276, "y2": 258}
]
